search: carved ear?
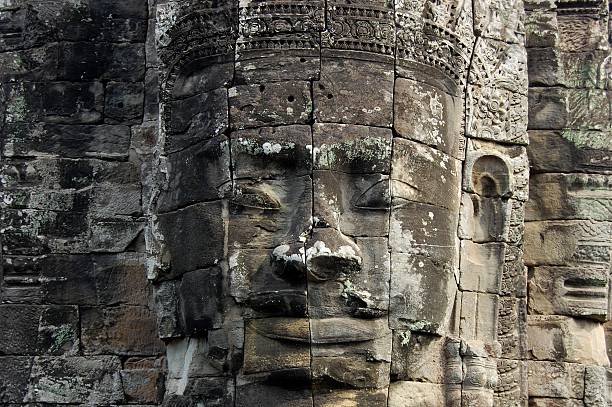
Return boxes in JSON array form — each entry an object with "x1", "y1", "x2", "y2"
[{"x1": 465, "y1": 153, "x2": 512, "y2": 198}]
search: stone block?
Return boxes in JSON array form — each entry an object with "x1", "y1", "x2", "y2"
[
  {"x1": 2, "y1": 81, "x2": 104, "y2": 124},
  {"x1": 58, "y1": 42, "x2": 145, "y2": 82},
  {"x1": 558, "y1": 50, "x2": 611, "y2": 90},
  {"x1": 157, "y1": 136, "x2": 231, "y2": 212},
  {"x1": 528, "y1": 265, "x2": 608, "y2": 321},
  {"x1": 585, "y1": 365, "x2": 608, "y2": 407},
  {"x1": 528, "y1": 398, "x2": 584, "y2": 407},
  {"x1": 229, "y1": 81, "x2": 311, "y2": 129},
  {"x1": 460, "y1": 241, "x2": 505, "y2": 294},
  {"x1": 389, "y1": 251, "x2": 457, "y2": 334},
  {"x1": 527, "y1": 47, "x2": 561, "y2": 86},
  {"x1": 91, "y1": 183, "x2": 142, "y2": 217},
  {"x1": 228, "y1": 176, "x2": 311, "y2": 249},
  {"x1": 0, "y1": 44, "x2": 59, "y2": 82},
  {"x1": 345, "y1": 237, "x2": 391, "y2": 318},
  {"x1": 527, "y1": 361, "x2": 584, "y2": 399},
  {"x1": 235, "y1": 371, "x2": 312, "y2": 407},
  {"x1": 155, "y1": 201, "x2": 225, "y2": 279},
  {"x1": 459, "y1": 193, "x2": 511, "y2": 243},
  {"x1": 172, "y1": 57, "x2": 234, "y2": 99},
  {"x1": 0, "y1": 356, "x2": 32, "y2": 403},
  {"x1": 27, "y1": 356, "x2": 124, "y2": 404},
  {"x1": 528, "y1": 130, "x2": 612, "y2": 174},
  {"x1": 40, "y1": 255, "x2": 96, "y2": 304},
  {"x1": 394, "y1": 77, "x2": 462, "y2": 158},
  {"x1": 166, "y1": 87, "x2": 228, "y2": 153},
  {"x1": 81, "y1": 306, "x2": 163, "y2": 355},
  {"x1": 94, "y1": 255, "x2": 150, "y2": 306},
  {"x1": 121, "y1": 358, "x2": 164, "y2": 404},
  {"x1": 183, "y1": 376, "x2": 234, "y2": 405},
  {"x1": 557, "y1": 14, "x2": 608, "y2": 53},
  {"x1": 524, "y1": 220, "x2": 611, "y2": 267},
  {"x1": 388, "y1": 381, "x2": 447, "y2": 407},
  {"x1": 314, "y1": 388, "x2": 387, "y2": 407},
  {"x1": 498, "y1": 297, "x2": 527, "y2": 360},
  {"x1": 36, "y1": 305, "x2": 79, "y2": 355},
  {"x1": 235, "y1": 53, "x2": 320, "y2": 84},
  {"x1": 390, "y1": 201, "x2": 459, "y2": 253},
  {"x1": 391, "y1": 138, "x2": 461, "y2": 211},
  {"x1": 528, "y1": 87, "x2": 567, "y2": 130},
  {"x1": 467, "y1": 84, "x2": 528, "y2": 144},
  {"x1": 313, "y1": 123, "x2": 392, "y2": 173},
  {"x1": 143, "y1": 69, "x2": 159, "y2": 121},
  {"x1": 165, "y1": 337, "x2": 226, "y2": 394},
  {"x1": 323, "y1": 1, "x2": 393, "y2": 56},
  {"x1": 525, "y1": 9, "x2": 558, "y2": 47},
  {"x1": 315, "y1": 58, "x2": 393, "y2": 127},
  {"x1": 45, "y1": 1, "x2": 147, "y2": 42},
  {"x1": 311, "y1": 354, "x2": 390, "y2": 389},
  {"x1": 391, "y1": 332, "x2": 449, "y2": 384},
  {"x1": 314, "y1": 170, "x2": 389, "y2": 236},
  {"x1": 243, "y1": 318, "x2": 310, "y2": 374},
  {"x1": 104, "y1": 81, "x2": 144, "y2": 124},
  {"x1": 310, "y1": 318, "x2": 392, "y2": 389},
  {"x1": 495, "y1": 359, "x2": 528, "y2": 407},
  {"x1": 232, "y1": 125, "x2": 312, "y2": 179},
  {"x1": 1, "y1": 208, "x2": 90, "y2": 254},
  {"x1": 229, "y1": 248, "x2": 307, "y2": 317},
  {"x1": 566, "y1": 88, "x2": 609, "y2": 131},
  {"x1": 526, "y1": 173, "x2": 612, "y2": 222},
  {"x1": 0, "y1": 255, "x2": 43, "y2": 304},
  {"x1": 153, "y1": 280, "x2": 181, "y2": 339},
  {"x1": 178, "y1": 267, "x2": 224, "y2": 333},
  {"x1": 90, "y1": 220, "x2": 144, "y2": 252},
  {"x1": 460, "y1": 291, "x2": 499, "y2": 343},
  {"x1": 2, "y1": 123, "x2": 131, "y2": 159},
  {"x1": 0, "y1": 304, "x2": 40, "y2": 354},
  {"x1": 528, "y1": 315, "x2": 608, "y2": 366}
]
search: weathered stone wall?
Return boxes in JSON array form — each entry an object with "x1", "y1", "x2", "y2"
[
  {"x1": 0, "y1": 0, "x2": 165, "y2": 404},
  {"x1": 524, "y1": 0, "x2": 612, "y2": 405},
  {"x1": 0, "y1": 0, "x2": 609, "y2": 406}
]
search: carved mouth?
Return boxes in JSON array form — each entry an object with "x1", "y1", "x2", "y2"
[{"x1": 247, "y1": 290, "x2": 307, "y2": 316}]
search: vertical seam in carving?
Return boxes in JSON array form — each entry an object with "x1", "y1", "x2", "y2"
[
  {"x1": 307, "y1": 32, "x2": 322, "y2": 407},
  {"x1": 387, "y1": 3, "x2": 398, "y2": 406},
  {"x1": 458, "y1": 3, "x2": 480, "y2": 407}
]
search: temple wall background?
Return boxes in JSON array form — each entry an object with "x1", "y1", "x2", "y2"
[
  {"x1": 0, "y1": 0, "x2": 609, "y2": 406},
  {"x1": 524, "y1": 0, "x2": 612, "y2": 405},
  {"x1": 0, "y1": 1, "x2": 165, "y2": 404}
]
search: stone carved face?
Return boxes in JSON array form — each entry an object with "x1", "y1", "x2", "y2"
[{"x1": 149, "y1": 0, "x2": 526, "y2": 405}]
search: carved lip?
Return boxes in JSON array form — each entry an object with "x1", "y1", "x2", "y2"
[
  {"x1": 246, "y1": 290, "x2": 307, "y2": 316},
  {"x1": 306, "y1": 254, "x2": 361, "y2": 281}
]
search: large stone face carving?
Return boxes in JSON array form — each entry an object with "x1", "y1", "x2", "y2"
[
  {"x1": 145, "y1": 0, "x2": 529, "y2": 405},
  {"x1": 3, "y1": 0, "x2": 612, "y2": 406}
]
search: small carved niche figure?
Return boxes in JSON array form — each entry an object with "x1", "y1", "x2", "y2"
[{"x1": 458, "y1": 152, "x2": 512, "y2": 405}]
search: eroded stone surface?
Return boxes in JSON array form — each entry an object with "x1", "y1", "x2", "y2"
[{"x1": 2, "y1": 0, "x2": 611, "y2": 406}]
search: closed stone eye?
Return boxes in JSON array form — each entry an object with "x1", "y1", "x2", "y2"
[
  {"x1": 231, "y1": 185, "x2": 281, "y2": 210},
  {"x1": 354, "y1": 180, "x2": 391, "y2": 209}
]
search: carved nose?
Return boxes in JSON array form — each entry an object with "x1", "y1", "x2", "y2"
[
  {"x1": 271, "y1": 243, "x2": 306, "y2": 282},
  {"x1": 306, "y1": 228, "x2": 362, "y2": 281}
]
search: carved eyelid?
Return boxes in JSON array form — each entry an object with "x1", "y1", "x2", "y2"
[
  {"x1": 230, "y1": 183, "x2": 281, "y2": 210},
  {"x1": 354, "y1": 180, "x2": 391, "y2": 210}
]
